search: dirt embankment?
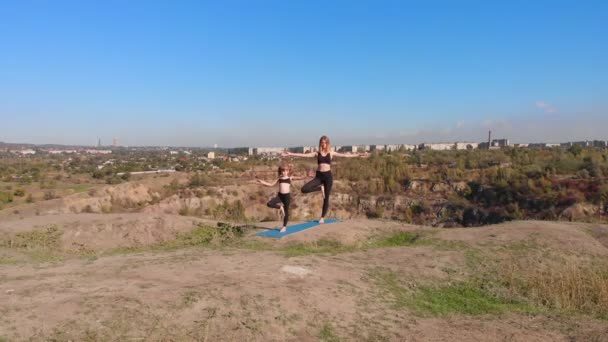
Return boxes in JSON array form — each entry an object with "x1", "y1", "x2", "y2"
[{"x1": 1, "y1": 219, "x2": 608, "y2": 341}]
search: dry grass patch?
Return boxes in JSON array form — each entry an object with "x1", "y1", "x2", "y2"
[{"x1": 497, "y1": 257, "x2": 608, "y2": 318}]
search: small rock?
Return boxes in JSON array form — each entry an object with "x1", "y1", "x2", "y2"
[{"x1": 280, "y1": 265, "x2": 312, "y2": 277}]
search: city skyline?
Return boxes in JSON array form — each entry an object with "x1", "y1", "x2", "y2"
[{"x1": 1, "y1": 1, "x2": 607, "y2": 147}]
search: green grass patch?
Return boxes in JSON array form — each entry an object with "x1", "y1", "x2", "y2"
[
  {"x1": 106, "y1": 223, "x2": 245, "y2": 256},
  {"x1": 370, "y1": 269, "x2": 411, "y2": 309},
  {"x1": 424, "y1": 238, "x2": 470, "y2": 251},
  {"x1": 70, "y1": 184, "x2": 91, "y2": 193},
  {"x1": 371, "y1": 268, "x2": 532, "y2": 316},
  {"x1": 181, "y1": 290, "x2": 201, "y2": 307},
  {"x1": 236, "y1": 239, "x2": 271, "y2": 251},
  {"x1": 3, "y1": 225, "x2": 62, "y2": 249},
  {"x1": 318, "y1": 323, "x2": 341, "y2": 342},
  {"x1": 0, "y1": 257, "x2": 17, "y2": 265},
  {"x1": 410, "y1": 285, "x2": 528, "y2": 316},
  {"x1": 370, "y1": 231, "x2": 420, "y2": 247},
  {"x1": 281, "y1": 239, "x2": 355, "y2": 257},
  {"x1": 0, "y1": 225, "x2": 65, "y2": 263}
]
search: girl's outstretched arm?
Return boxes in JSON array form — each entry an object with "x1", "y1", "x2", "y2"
[
  {"x1": 255, "y1": 178, "x2": 278, "y2": 187},
  {"x1": 282, "y1": 151, "x2": 316, "y2": 158}
]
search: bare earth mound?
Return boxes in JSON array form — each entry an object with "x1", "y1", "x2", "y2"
[
  {"x1": 0, "y1": 213, "x2": 213, "y2": 251},
  {"x1": 1, "y1": 218, "x2": 607, "y2": 341}
]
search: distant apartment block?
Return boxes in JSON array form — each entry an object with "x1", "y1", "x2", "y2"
[
  {"x1": 385, "y1": 144, "x2": 399, "y2": 152},
  {"x1": 207, "y1": 152, "x2": 215, "y2": 159},
  {"x1": 287, "y1": 146, "x2": 305, "y2": 153},
  {"x1": 573, "y1": 141, "x2": 592, "y2": 147},
  {"x1": 369, "y1": 144, "x2": 385, "y2": 152},
  {"x1": 455, "y1": 142, "x2": 479, "y2": 150},
  {"x1": 288, "y1": 146, "x2": 317, "y2": 153},
  {"x1": 418, "y1": 142, "x2": 479, "y2": 151},
  {"x1": 562, "y1": 140, "x2": 608, "y2": 149},
  {"x1": 528, "y1": 143, "x2": 560, "y2": 149},
  {"x1": 48, "y1": 150, "x2": 77, "y2": 154},
  {"x1": 491, "y1": 139, "x2": 509, "y2": 148},
  {"x1": 228, "y1": 147, "x2": 254, "y2": 155},
  {"x1": 12, "y1": 149, "x2": 36, "y2": 155},
  {"x1": 253, "y1": 147, "x2": 284, "y2": 155},
  {"x1": 419, "y1": 143, "x2": 451, "y2": 150},
  {"x1": 338, "y1": 145, "x2": 357, "y2": 153},
  {"x1": 85, "y1": 149, "x2": 112, "y2": 154},
  {"x1": 338, "y1": 145, "x2": 367, "y2": 153}
]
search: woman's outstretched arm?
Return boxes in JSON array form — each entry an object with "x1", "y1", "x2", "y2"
[
  {"x1": 282, "y1": 151, "x2": 316, "y2": 158},
  {"x1": 332, "y1": 151, "x2": 370, "y2": 158}
]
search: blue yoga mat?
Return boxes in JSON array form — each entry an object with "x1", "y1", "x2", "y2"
[{"x1": 256, "y1": 219, "x2": 340, "y2": 238}]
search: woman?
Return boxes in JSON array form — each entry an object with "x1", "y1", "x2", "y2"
[{"x1": 283, "y1": 135, "x2": 368, "y2": 223}]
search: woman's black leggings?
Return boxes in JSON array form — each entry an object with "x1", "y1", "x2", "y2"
[
  {"x1": 267, "y1": 193, "x2": 291, "y2": 227},
  {"x1": 302, "y1": 170, "x2": 333, "y2": 218}
]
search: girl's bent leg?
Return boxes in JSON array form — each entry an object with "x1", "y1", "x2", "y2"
[
  {"x1": 280, "y1": 193, "x2": 291, "y2": 228},
  {"x1": 267, "y1": 196, "x2": 282, "y2": 209}
]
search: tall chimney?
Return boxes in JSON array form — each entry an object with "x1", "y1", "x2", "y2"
[{"x1": 488, "y1": 130, "x2": 492, "y2": 150}]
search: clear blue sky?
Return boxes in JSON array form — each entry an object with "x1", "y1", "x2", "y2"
[{"x1": 1, "y1": 0, "x2": 607, "y2": 147}]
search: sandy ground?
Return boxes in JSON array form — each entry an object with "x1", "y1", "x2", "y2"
[
  {"x1": 0, "y1": 245, "x2": 589, "y2": 342},
  {"x1": 1, "y1": 216, "x2": 608, "y2": 341}
]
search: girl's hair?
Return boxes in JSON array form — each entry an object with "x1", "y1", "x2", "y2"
[
  {"x1": 318, "y1": 135, "x2": 331, "y2": 153},
  {"x1": 278, "y1": 162, "x2": 293, "y2": 177}
]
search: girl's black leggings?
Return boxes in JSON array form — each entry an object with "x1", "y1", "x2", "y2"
[
  {"x1": 301, "y1": 170, "x2": 333, "y2": 218},
  {"x1": 267, "y1": 192, "x2": 291, "y2": 227}
]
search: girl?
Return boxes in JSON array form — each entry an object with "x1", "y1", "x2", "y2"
[
  {"x1": 283, "y1": 135, "x2": 368, "y2": 223},
  {"x1": 255, "y1": 163, "x2": 307, "y2": 233}
]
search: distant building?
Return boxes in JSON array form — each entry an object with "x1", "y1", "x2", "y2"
[
  {"x1": 418, "y1": 143, "x2": 454, "y2": 151},
  {"x1": 593, "y1": 140, "x2": 607, "y2": 148},
  {"x1": 455, "y1": 142, "x2": 479, "y2": 150},
  {"x1": 338, "y1": 145, "x2": 358, "y2": 153},
  {"x1": 385, "y1": 144, "x2": 400, "y2": 152},
  {"x1": 287, "y1": 146, "x2": 304, "y2": 153},
  {"x1": 13, "y1": 149, "x2": 36, "y2": 155},
  {"x1": 48, "y1": 150, "x2": 77, "y2": 154},
  {"x1": 207, "y1": 152, "x2": 215, "y2": 159},
  {"x1": 85, "y1": 149, "x2": 112, "y2": 154},
  {"x1": 253, "y1": 147, "x2": 284, "y2": 155},
  {"x1": 228, "y1": 147, "x2": 254, "y2": 155},
  {"x1": 369, "y1": 145, "x2": 385, "y2": 152},
  {"x1": 491, "y1": 139, "x2": 509, "y2": 148},
  {"x1": 573, "y1": 141, "x2": 591, "y2": 147}
]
